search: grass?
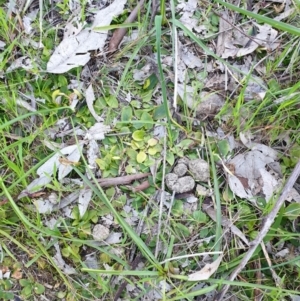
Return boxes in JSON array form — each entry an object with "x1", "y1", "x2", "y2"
[{"x1": 1, "y1": 0, "x2": 300, "y2": 300}]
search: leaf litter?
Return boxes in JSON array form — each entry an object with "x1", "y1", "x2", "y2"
[
  {"x1": 46, "y1": 0, "x2": 127, "y2": 73},
  {"x1": 2, "y1": 0, "x2": 300, "y2": 299}
]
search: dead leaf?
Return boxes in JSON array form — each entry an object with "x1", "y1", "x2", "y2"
[
  {"x1": 37, "y1": 143, "x2": 83, "y2": 180},
  {"x1": 228, "y1": 174, "x2": 253, "y2": 200},
  {"x1": 188, "y1": 255, "x2": 223, "y2": 281},
  {"x1": 216, "y1": 11, "x2": 233, "y2": 56},
  {"x1": 52, "y1": 243, "x2": 77, "y2": 275},
  {"x1": 84, "y1": 122, "x2": 111, "y2": 141},
  {"x1": 85, "y1": 84, "x2": 102, "y2": 123},
  {"x1": 222, "y1": 23, "x2": 279, "y2": 58},
  {"x1": 18, "y1": 176, "x2": 52, "y2": 199},
  {"x1": 7, "y1": 56, "x2": 33, "y2": 72},
  {"x1": 46, "y1": 0, "x2": 127, "y2": 73},
  {"x1": 181, "y1": 50, "x2": 202, "y2": 69},
  {"x1": 11, "y1": 268, "x2": 22, "y2": 280},
  {"x1": 78, "y1": 187, "x2": 93, "y2": 218}
]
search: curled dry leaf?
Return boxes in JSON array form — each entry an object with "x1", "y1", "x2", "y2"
[{"x1": 85, "y1": 84, "x2": 102, "y2": 123}]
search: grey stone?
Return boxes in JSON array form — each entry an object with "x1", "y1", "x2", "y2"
[
  {"x1": 188, "y1": 159, "x2": 210, "y2": 182},
  {"x1": 173, "y1": 163, "x2": 188, "y2": 177},
  {"x1": 92, "y1": 224, "x2": 110, "y2": 241},
  {"x1": 165, "y1": 173, "x2": 195, "y2": 193}
]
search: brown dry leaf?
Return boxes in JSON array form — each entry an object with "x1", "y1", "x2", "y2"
[
  {"x1": 11, "y1": 268, "x2": 23, "y2": 279},
  {"x1": 187, "y1": 255, "x2": 223, "y2": 281}
]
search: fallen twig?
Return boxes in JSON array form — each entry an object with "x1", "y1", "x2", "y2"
[
  {"x1": 131, "y1": 180, "x2": 150, "y2": 192},
  {"x1": 216, "y1": 160, "x2": 300, "y2": 300},
  {"x1": 108, "y1": 0, "x2": 145, "y2": 52},
  {"x1": 97, "y1": 173, "x2": 150, "y2": 187}
]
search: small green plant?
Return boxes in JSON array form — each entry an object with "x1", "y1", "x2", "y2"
[
  {"x1": 0, "y1": 279, "x2": 14, "y2": 300},
  {"x1": 20, "y1": 277, "x2": 45, "y2": 298}
]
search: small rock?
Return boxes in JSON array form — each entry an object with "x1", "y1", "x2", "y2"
[
  {"x1": 165, "y1": 173, "x2": 195, "y2": 193},
  {"x1": 178, "y1": 157, "x2": 190, "y2": 166},
  {"x1": 92, "y1": 224, "x2": 110, "y2": 241},
  {"x1": 173, "y1": 163, "x2": 188, "y2": 177},
  {"x1": 188, "y1": 159, "x2": 210, "y2": 182},
  {"x1": 165, "y1": 173, "x2": 178, "y2": 189}
]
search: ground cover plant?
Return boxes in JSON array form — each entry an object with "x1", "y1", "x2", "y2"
[{"x1": 1, "y1": 0, "x2": 300, "y2": 300}]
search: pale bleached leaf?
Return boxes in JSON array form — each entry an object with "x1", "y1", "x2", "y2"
[
  {"x1": 240, "y1": 132, "x2": 278, "y2": 159},
  {"x1": 23, "y1": 15, "x2": 32, "y2": 34},
  {"x1": 85, "y1": 84, "x2": 102, "y2": 122},
  {"x1": 87, "y1": 139, "x2": 99, "y2": 170},
  {"x1": 37, "y1": 144, "x2": 79, "y2": 176},
  {"x1": 275, "y1": 248, "x2": 289, "y2": 258},
  {"x1": 64, "y1": 16, "x2": 84, "y2": 38},
  {"x1": 53, "y1": 190, "x2": 81, "y2": 210},
  {"x1": 36, "y1": 143, "x2": 83, "y2": 181},
  {"x1": 105, "y1": 232, "x2": 122, "y2": 244},
  {"x1": 222, "y1": 24, "x2": 279, "y2": 58},
  {"x1": 78, "y1": 187, "x2": 93, "y2": 218},
  {"x1": 284, "y1": 186, "x2": 300, "y2": 203},
  {"x1": 15, "y1": 98, "x2": 36, "y2": 112},
  {"x1": 34, "y1": 198, "x2": 54, "y2": 214},
  {"x1": 181, "y1": 50, "x2": 202, "y2": 68},
  {"x1": 188, "y1": 255, "x2": 223, "y2": 281},
  {"x1": 6, "y1": 56, "x2": 33, "y2": 72},
  {"x1": 0, "y1": 40, "x2": 5, "y2": 49},
  {"x1": 46, "y1": 0, "x2": 127, "y2": 73},
  {"x1": 58, "y1": 144, "x2": 82, "y2": 180},
  {"x1": 228, "y1": 174, "x2": 253, "y2": 200},
  {"x1": 18, "y1": 176, "x2": 52, "y2": 199},
  {"x1": 84, "y1": 254, "x2": 99, "y2": 269},
  {"x1": 85, "y1": 122, "x2": 110, "y2": 141},
  {"x1": 259, "y1": 168, "x2": 278, "y2": 202},
  {"x1": 53, "y1": 243, "x2": 77, "y2": 275}
]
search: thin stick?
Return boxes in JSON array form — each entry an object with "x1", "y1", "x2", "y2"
[
  {"x1": 216, "y1": 160, "x2": 300, "y2": 300},
  {"x1": 108, "y1": 0, "x2": 145, "y2": 52},
  {"x1": 97, "y1": 173, "x2": 150, "y2": 187},
  {"x1": 260, "y1": 241, "x2": 282, "y2": 287}
]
